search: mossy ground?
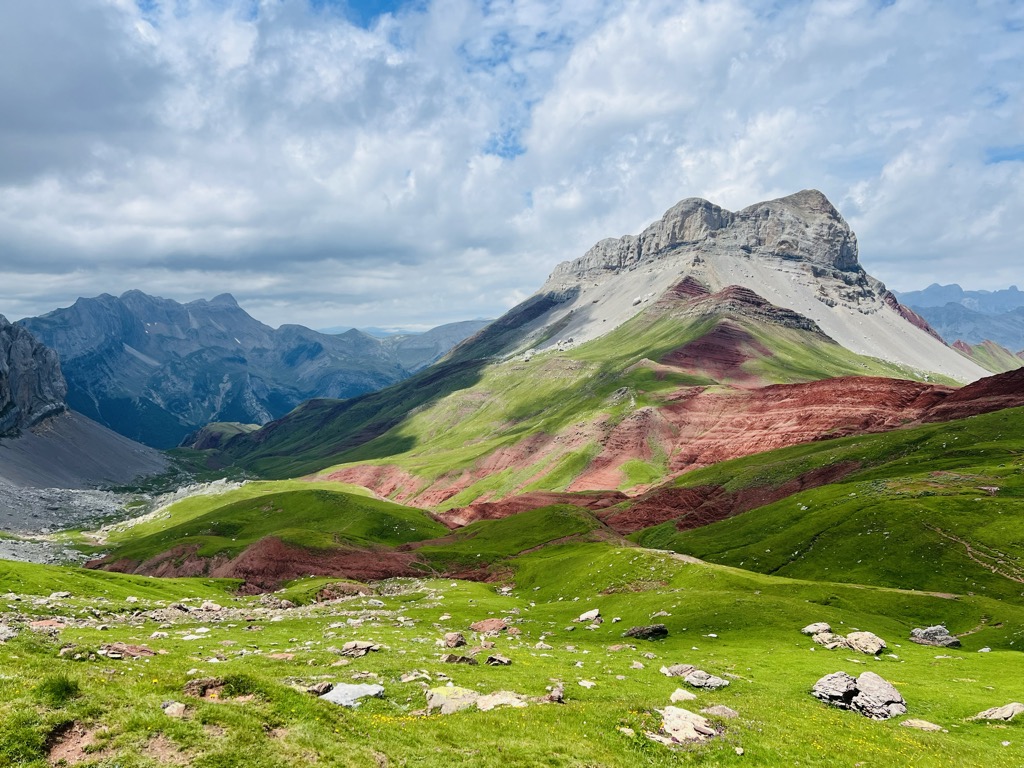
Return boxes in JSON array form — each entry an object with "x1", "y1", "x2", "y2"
[{"x1": 1, "y1": 544, "x2": 1022, "y2": 766}]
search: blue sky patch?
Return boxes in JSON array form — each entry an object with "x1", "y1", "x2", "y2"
[{"x1": 985, "y1": 145, "x2": 1024, "y2": 164}]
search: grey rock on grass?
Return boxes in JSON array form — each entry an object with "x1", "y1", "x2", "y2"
[
  {"x1": 910, "y1": 626, "x2": 961, "y2": 648},
  {"x1": 319, "y1": 683, "x2": 384, "y2": 708}
]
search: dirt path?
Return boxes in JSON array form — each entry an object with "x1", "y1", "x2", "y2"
[{"x1": 926, "y1": 525, "x2": 1024, "y2": 584}]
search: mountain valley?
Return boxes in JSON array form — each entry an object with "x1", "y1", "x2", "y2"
[{"x1": 1, "y1": 191, "x2": 1023, "y2": 767}]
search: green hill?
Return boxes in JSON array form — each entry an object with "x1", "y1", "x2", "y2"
[{"x1": 633, "y1": 406, "x2": 1024, "y2": 601}]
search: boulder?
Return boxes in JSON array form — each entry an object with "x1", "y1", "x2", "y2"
[
  {"x1": 801, "y1": 622, "x2": 832, "y2": 636},
  {"x1": 852, "y1": 671, "x2": 906, "y2": 719},
  {"x1": 443, "y1": 632, "x2": 466, "y2": 648},
  {"x1": 812, "y1": 671, "x2": 906, "y2": 720},
  {"x1": 969, "y1": 702, "x2": 1024, "y2": 721},
  {"x1": 576, "y1": 609, "x2": 600, "y2": 623},
  {"x1": 341, "y1": 640, "x2": 380, "y2": 658},
  {"x1": 0, "y1": 625, "x2": 18, "y2": 643},
  {"x1": 648, "y1": 706, "x2": 717, "y2": 744},
  {"x1": 846, "y1": 631, "x2": 887, "y2": 655},
  {"x1": 319, "y1": 683, "x2": 385, "y2": 708},
  {"x1": 684, "y1": 670, "x2": 730, "y2": 690},
  {"x1": 470, "y1": 618, "x2": 508, "y2": 634},
  {"x1": 623, "y1": 624, "x2": 668, "y2": 640},
  {"x1": 485, "y1": 654, "x2": 512, "y2": 666},
  {"x1": 426, "y1": 686, "x2": 479, "y2": 714},
  {"x1": 910, "y1": 626, "x2": 961, "y2": 648},
  {"x1": 812, "y1": 632, "x2": 850, "y2": 650}
]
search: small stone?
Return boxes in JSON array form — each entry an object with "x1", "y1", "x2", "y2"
[
  {"x1": 670, "y1": 688, "x2": 697, "y2": 702},
  {"x1": 162, "y1": 701, "x2": 187, "y2": 718},
  {"x1": 630, "y1": 661, "x2": 645, "y2": 670},
  {"x1": 126, "y1": 596, "x2": 139, "y2": 604},
  {"x1": 440, "y1": 653, "x2": 478, "y2": 665},
  {"x1": 576, "y1": 609, "x2": 600, "y2": 623},
  {"x1": 618, "y1": 727, "x2": 635, "y2": 737},
  {"x1": 307, "y1": 682, "x2": 334, "y2": 696},
  {"x1": 534, "y1": 642, "x2": 553, "y2": 650},
  {"x1": 900, "y1": 719, "x2": 943, "y2": 732},
  {"x1": 485, "y1": 654, "x2": 512, "y2": 666},
  {"x1": 578, "y1": 680, "x2": 596, "y2": 689},
  {"x1": 543, "y1": 683, "x2": 565, "y2": 703},
  {"x1": 200, "y1": 601, "x2": 223, "y2": 612},
  {"x1": 978, "y1": 647, "x2": 992, "y2": 653},
  {"x1": 443, "y1": 632, "x2": 466, "y2": 648}
]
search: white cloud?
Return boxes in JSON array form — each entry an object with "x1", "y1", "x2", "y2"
[{"x1": 0, "y1": 0, "x2": 1021, "y2": 329}]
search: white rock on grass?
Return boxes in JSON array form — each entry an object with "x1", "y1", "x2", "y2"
[
  {"x1": 670, "y1": 688, "x2": 697, "y2": 702},
  {"x1": 425, "y1": 686, "x2": 479, "y2": 714},
  {"x1": 320, "y1": 684, "x2": 384, "y2": 708},
  {"x1": 846, "y1": 631, "x2": 886, "y2": 655},
  {"x1": 801, "y1": 622, "x2": 831, "y2": 635}
]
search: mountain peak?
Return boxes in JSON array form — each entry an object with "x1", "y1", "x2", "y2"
[{"x1": 210, "y1": 293, "x2": 239, "y2": 307}]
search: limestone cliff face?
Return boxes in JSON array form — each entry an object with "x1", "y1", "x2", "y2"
[
  {"x1": 0, "y1": 315, "x2": 67, "y2": 436},
  {"x1": 550, "y1": 190, "x2": 858, "y2": 281},
  {"x1": 531, "y1": 189, "x2": 986, "y2": 383}
]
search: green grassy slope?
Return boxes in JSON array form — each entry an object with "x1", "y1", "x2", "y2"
[
  {"x1": 211, "y1": 294, "x2": 933, "y2": 493},
  {"x1": 955, "y1": 340, "x2": 1024, "y2": 373},
  {"x1": 98, "y1": 483, "x2": 448, "y2": 565},
  {"x1": 634, "y1": 406, "x2": 1024, "y2": 601},
  {"x1": 2, "y1": 543, "x2": 1023, "y2": 767}
]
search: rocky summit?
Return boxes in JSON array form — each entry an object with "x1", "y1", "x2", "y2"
[{"x1": 528, "y1": 190, "x2": 985, "y2": 382}]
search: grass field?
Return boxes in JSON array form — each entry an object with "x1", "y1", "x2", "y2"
[{"x1": 1, "y1": 544, "x2": 1022, "y2": 766}]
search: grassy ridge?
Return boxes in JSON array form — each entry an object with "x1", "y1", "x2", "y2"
[
  {"x1": 99, "y1": 484, "x2": 448, "y2": 565},
  {"x1": 634, "y1": 407, "x2": 1024, "y2": 601}
]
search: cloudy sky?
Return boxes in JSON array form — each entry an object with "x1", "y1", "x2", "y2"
[{"x1": 1, "y1": 0, "x2": 1021, "y2": 331}]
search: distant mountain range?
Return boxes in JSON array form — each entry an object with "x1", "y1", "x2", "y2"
[
  {"x1": 895, "y1": 283, "x2": 1024, "y2": 356},
  {"x1": 18, "y1": 292, "x2": 489, "y2": 449}
]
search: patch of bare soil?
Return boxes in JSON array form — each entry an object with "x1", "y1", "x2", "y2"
[
  {"x1": 47, "y1": 722, "x2": 106, "y2": 766},
  {"x1": 142, "y1": 734, "x2": 188, "y2": 765}
]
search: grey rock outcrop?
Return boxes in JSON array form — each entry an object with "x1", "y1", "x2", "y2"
[
  {"x1": 647, "y1": 706, "x2": 718, "y2": 745},
  {"x1": 812, "y1": 671, "x2": 906, "y2": 720},
  {"x1": 623, "y1": 624, "x2": 668, "y2": 640},
  {"x1": 0, "y1": 315, "x2": 66, "y2": 437},
  {"x1": 846, "y1": 631, "x2": 887, "y2": 655},
  {"x1": 910, "y1": 625, "x2": 961, "y2": 648},
  {"x1": 684, "y1": 670, "x2": 730, "y2": 690}
]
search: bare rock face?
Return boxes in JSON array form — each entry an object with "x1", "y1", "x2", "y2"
[
  {"x1": 0, "y1": 315, "x2": 66, "y2": 437},
  {"x1": 812, "y1": 671, "x2": 907, "y2": 720},
  {"x1": 550, "y1": 190, "x2": 858, "y2": 282}
]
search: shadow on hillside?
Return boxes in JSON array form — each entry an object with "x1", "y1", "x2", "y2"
[{"x1": 220, "y1": 289, "x2": 579, "y2": 477}]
